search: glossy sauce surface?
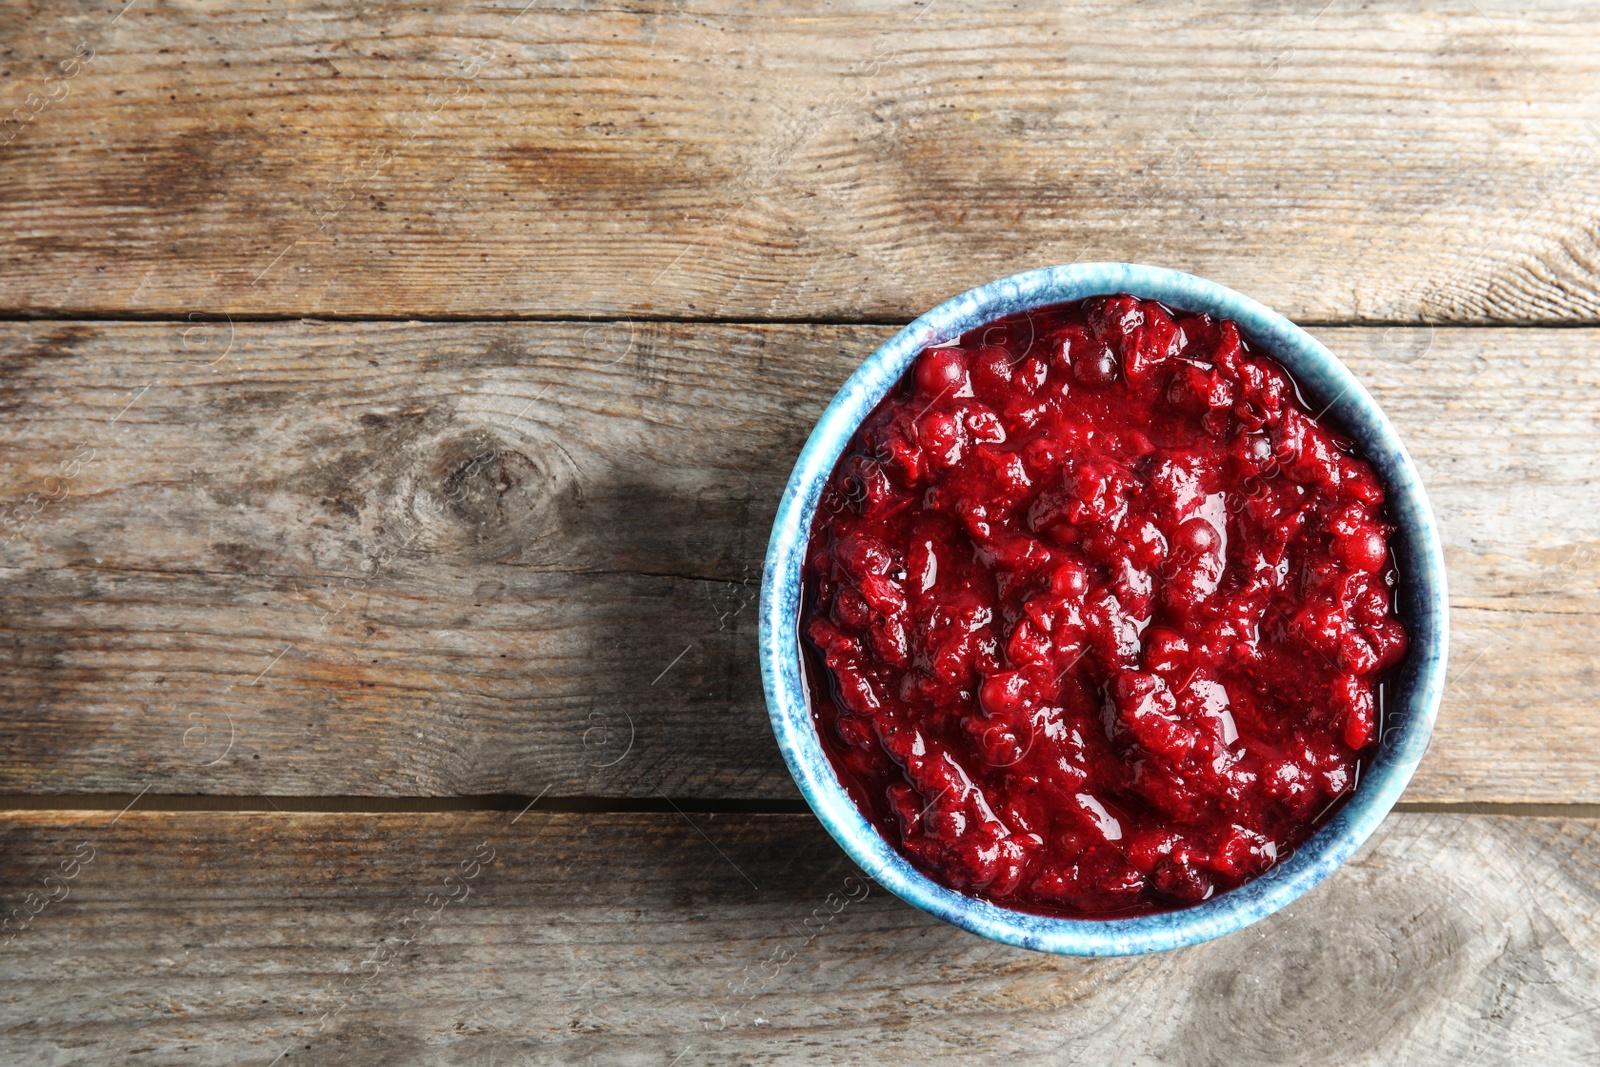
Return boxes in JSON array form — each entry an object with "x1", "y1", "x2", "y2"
[{"x1": 802, "y1": 296, "x2": 1408, "y2": 917}]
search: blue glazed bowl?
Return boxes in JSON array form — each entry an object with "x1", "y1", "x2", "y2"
[{"x1": 758, "y1": 263, "x2": 1448, "y2": 956}]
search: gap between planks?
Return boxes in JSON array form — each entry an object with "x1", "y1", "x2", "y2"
[
  {"x1": 0, "y1": 794, "x2": 814, "y2": 816},
  {"x1": 0, "y1": 795, "x2": 1593, "y2": 818},
  {"x1": 0, "y1": 310, "x2": 1593, "y2": 327},
  {"x1": 0, "y1": 312, "x2": 1598, "y2": 329}
]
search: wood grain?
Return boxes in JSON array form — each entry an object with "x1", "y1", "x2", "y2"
[
  {"x1": 0, "y1": 321, "x2": 1595, "y2": 802},
  {"x1": 2, "y1": 0, "x2": 1600, "y2": 322},
  {"x1": 0, "y1": 810, "x2": 1595, "y2": 1065}
]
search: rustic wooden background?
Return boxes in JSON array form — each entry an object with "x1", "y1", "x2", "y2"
[{"x1": 1, "y1": 0, "x2": 1597, "y2": 1063}]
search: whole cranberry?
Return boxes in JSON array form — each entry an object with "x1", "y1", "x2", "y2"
[
  {"x1": 1172, "y1": 516, "x2": 1222, "y2": 557},
  {"x1": 970, "y1": 345, "x2": 1017, "y2": 395},
  {"x1": 1050, "y1": 559, "x2": 1091, "y2": 599},
  {"x1": 1072, "y1": 345, "x2": 1119, "y2": 386},
  {"x1": 917, "y1": 410, "x2": 964, "y2": 466},
  {"x1": 916, "y1": 346, "x2": 968, "y2": 396},
  {"x1": 980, "y1": 670, "x2": 1032, "y2": 718},
  {"x1": 1334, "y1": 526, "x2": 1389, "y2": 572}
]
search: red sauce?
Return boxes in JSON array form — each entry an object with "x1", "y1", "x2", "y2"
[{"x1": 801, "y1": 296, "x2": 1408, "y2": 918}]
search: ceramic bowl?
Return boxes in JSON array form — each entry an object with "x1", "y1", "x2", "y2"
[{"x1": 758, "y1": 263, "x2": 1448, "y2": 955}]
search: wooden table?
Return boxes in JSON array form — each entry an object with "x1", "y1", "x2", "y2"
[{"x1": 2, "y1": 1, "x2": 1597, "y2": 1062}]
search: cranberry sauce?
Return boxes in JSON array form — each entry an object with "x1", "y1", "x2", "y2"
[{"x1": 801, "y1": 296, "x2": 1408, "y2": 918}]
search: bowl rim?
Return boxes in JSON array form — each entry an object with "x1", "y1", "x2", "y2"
[{"x1": 758, "y1": 263, "x2": 1448, "y2": 956}]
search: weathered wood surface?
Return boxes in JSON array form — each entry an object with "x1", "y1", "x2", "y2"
[
  {"x1": 0, "y1": 810, "x2": 1594, "y2": 1065},
  {"x1": 3, "y1": 0, "x2": 1600, "y2": 322},
  {"x1": 1, "y1": 321, "x2": 1596, "y2": 802}
]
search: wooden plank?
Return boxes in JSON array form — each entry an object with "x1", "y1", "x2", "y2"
[
  {"x1": 0, "y1": 810, "x2": 1595, "y2": 1064},
  {"x1": 2, "y1": 0, "x2": 1600, "y2": 322},
  {"x1": 0, "y1": 318, "x2": 829, "y2": 800},
  {"x1": 0, "y1": 322, "x2": 1597, "y2": 801}
]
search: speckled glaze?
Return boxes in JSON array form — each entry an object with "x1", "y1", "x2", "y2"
[{"x1": 759, "y1": 263, "x2": 1448, "y2": 956}]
